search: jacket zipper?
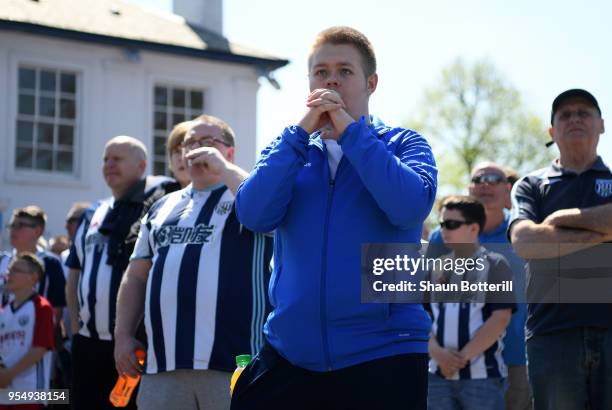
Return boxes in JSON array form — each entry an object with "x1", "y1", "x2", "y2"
[
  {"x1": 320, "y1": 177, "x2": 334, "y2": 371},
  {"x1": 320, "y1": 155, "x2": 346, "y2": 371}
]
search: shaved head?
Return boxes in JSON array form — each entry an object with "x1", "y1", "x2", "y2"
[
  {"x1": 105, "y1": 135, "x2": 148, "y2": 162},
  {"x1": 471, "y1": 161, "x2": 506, "y2": 177},
  {"x1": 103, "y1": 136, "x2": 147, "y2": 198}
]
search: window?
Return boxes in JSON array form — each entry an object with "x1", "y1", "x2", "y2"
[
  {"x1": 152, "y1": 85, "x2": 204, "y2": 175},
  {"x1": 15, "y1": 66, "x2": 78, "y2": 174}
]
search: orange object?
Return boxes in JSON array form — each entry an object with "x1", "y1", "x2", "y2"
[
  {"x1": 109, "y1": 349, "x2": 145, "y2": 407},
  {"x1": 229, "y1": 354, "x2": 251, "y2": 397}
]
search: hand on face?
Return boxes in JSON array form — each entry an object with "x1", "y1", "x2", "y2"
[
  {"x1": 298, "y1": 89, "x2": 355, "y2": 139},
  {"x1": 184, "y1": 146, "x2": 229, "y2": 176}
]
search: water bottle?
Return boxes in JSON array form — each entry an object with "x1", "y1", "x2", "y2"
[
  {"x1": 229, "y1": 354, "x2": 251, "y2": 396},
  {"x1": 109, "y1": 349, "x2": 145, "y2": 407}
]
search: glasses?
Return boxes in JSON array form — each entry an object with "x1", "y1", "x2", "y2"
[
  {"x1": 470, "y1": 173, "x2": 507, "y2": 185},
  {"x1": 66, "y1": 217, "x2": 81, "y2": 225},
  {"x1": 9, "y1": 221, "x2": 38, "y2": 230},
  {"x1": 182, "y1": 136, "x2": 231, "y2": 150},
  {"x1": 439, "y1": 220, "x2": 471, "y2": 230}
]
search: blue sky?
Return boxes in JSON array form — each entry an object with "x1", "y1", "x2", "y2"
[{"x1": 129, "y1": 0, "x2": 611, "y2": 164}]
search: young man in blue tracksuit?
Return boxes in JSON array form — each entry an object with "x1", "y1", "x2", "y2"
[{"x1": 231, "y1": 26, "x2": 438, "y2": 410}]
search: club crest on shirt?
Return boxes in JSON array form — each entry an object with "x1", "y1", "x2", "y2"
[
  {"x1": 85, "y1": 232, "x2": 107, "y2": 251},
  {"x1": 18, "y1": 315, "x2": 29, "y2": 327},
  {"x1": 595, "y1": 179, "x2": 612, "y2": 198},
  {"x1": 215, "y1": 201, "x2": 233, "y2": 216}
]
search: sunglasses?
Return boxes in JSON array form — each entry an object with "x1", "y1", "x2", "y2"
[
  {"x1": 439, "y1": 220, "x2": 472, "y2": 230},
  {"x1": 9, "y1": 221, "x2": 38, "y2": 230},
  {"x1": 470, "y1": 173, "x2": 507, "y2": 185}
]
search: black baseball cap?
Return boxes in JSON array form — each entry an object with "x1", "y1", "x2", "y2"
[{"x1": 551, "y1": 89, "x2": 601, "y2": 125}]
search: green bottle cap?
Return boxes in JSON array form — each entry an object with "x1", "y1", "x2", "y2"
[{"x1": 235, "y1": 354, "x2": 251, "y2": 367}]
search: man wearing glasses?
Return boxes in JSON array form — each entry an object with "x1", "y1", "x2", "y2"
[
  {"x1": 427, "y1": 163, "x2": 531, "y2": 410},
  {"x1": 114, "y1": 115, "x2": 272, "y2": 410},
  {"x1": 5, "y1": 206, "x2": 67, "y2": 325}
]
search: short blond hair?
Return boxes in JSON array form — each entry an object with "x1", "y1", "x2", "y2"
[
  {"x1": 10, "y1": 252, "x2": 45, "y2": 280},
  {"x1": 66, "y1": 202, "x2": 90, "y2": 221},
  {"x1": 167, "y1": 121, "x2": 194, "y2": 157},
  {"x1": 309, "y1": 26, "x2": 377, "y2": 78},
  {"x1": 12, "y1": 205, "x2": 47, "y2": 230},
  {"x1": 191, "y1": 115, "x2": 236, "y2": 147}
]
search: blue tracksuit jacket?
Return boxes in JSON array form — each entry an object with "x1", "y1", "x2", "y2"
[{"x1": 236, "y1": 117, "x2": 438, "y2": 371}]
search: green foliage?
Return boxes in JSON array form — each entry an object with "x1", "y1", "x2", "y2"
[{"x1": 407, "y1": 58, "x2": 555, "y2": 192}]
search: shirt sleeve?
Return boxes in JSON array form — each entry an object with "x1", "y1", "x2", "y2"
[
  {"x1": 339, "y1": 119, "x2": 438, "y2": 229},
  {"x1": 130, "y1": 213, "x2": 153, "y2": 260},
  {"x1": 33, "y1": 297, "x2": 55, "y2": 350},
  {"x1": 424, "y1": 228, "x2": 450, "y2": 258},
  {"x1": 65, "y1": 213, "x2": 89, "y2": 270},
  {"x1": 508, "y1": 176, "x2": 541, "y2": 241},
  {"x1": 235, "y1": 127, "x2": 311, "y2": 232},
  {"x1": 485, "y1": 253, "x2": 517, "y2": 312}
]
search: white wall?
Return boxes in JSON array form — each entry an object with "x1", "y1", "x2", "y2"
[{"x1": 0, "y1": 31, "x2": 260, "y2": 247}]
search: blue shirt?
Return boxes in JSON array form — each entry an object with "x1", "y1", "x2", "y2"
[
  {"x1": 428, "y1": 210, "x2": 528, "y2": 366},
  {"x1": 508, "y1": 157, "x2": 612, "y2": 339}
]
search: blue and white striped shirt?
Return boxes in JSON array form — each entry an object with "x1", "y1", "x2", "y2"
[
  {"x1": 66, "y1": 176, "x2": 178, "y2": 341},
  {"x1": 132, "y1": 185, "x2": 273, "y2": 373},
  {"x1": 428, "y1": 249, "x2": 515, "y2": 380}
]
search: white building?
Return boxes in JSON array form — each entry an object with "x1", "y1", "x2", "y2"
[{"x1": 0, "y1": 0, "x2": 288, "y2": 248}]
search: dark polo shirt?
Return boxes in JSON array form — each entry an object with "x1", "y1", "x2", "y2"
[{"x1": 508, "y1": 156, "x2": 612, "y2": 338}]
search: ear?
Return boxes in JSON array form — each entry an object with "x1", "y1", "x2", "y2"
[
  {"x1": 366, "y1": 73, "x2": 378, "y2": 95},
  {"x1": 548, "y1": 126, "x2": 556, "y2": 145},
  {"x1": 600, "y1": 118, "x2": 605, "y2": 134},
  {"x1": 34, "y1": 225, "x2": 44, "y2": 238},
  {"x1": 139, "y1": 159, "x2": 147, "y2": 175},
  {"x1": 225, "y1": 147, "x2": 235, "y2": 163}
]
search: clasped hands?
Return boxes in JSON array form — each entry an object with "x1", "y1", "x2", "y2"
[
  {"x1": 432, "y1": 347, "x2": 469, "y2": 379},
  {"x1": 297, "y1": 89, "x2": 355, "y2": 140}
]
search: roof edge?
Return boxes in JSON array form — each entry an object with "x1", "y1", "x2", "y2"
[{"x1": 0, "y1": 20, "x2": 289, "y2": 71}]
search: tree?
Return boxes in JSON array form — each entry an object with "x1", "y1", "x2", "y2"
[{"x1": 407, "y1": 58, "x2": 554, "y2": 192}]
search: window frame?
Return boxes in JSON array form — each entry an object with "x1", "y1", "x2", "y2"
[
  {"x1": 148, "y1": 75, "x2": 209, "y2": 176},
  {"x1": 15, "y1": 66, "x2": 78, "y2": 174},
  {"x1": 5, "y1": 52, "x2": 90, "y2": 187}
]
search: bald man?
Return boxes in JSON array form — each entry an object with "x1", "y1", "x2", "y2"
[{"x1": 66, "y1": 136, "x2": 179, "y2": 410}]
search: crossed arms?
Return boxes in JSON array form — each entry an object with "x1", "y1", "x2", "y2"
[{"x1": 511, "y1": 203, "x2": 612, "y2": 259}]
